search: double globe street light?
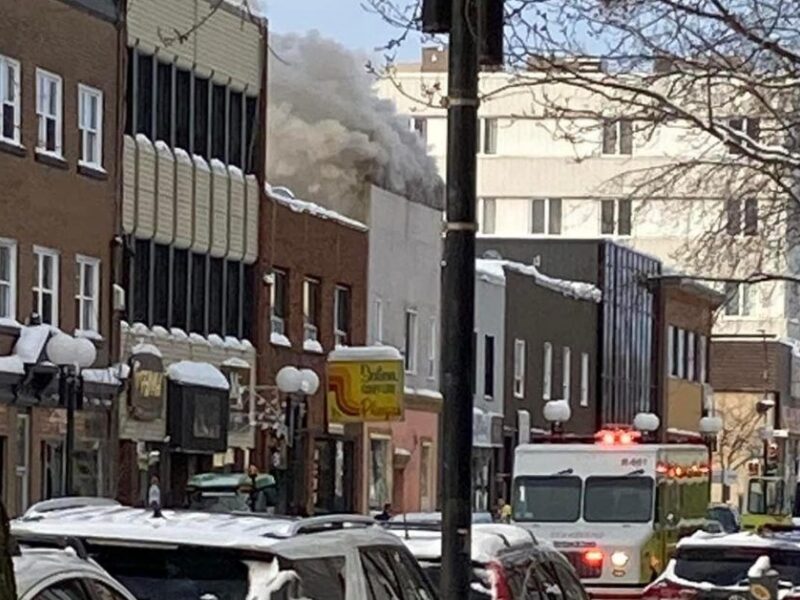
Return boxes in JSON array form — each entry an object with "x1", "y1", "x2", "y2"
[{"x1": 46, "y1": 333, "x2": 97, "y2": 497}]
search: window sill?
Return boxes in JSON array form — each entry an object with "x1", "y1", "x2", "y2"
[
  {"x1": 484, "y1": 395, "x2": 495, "y2": 402},
  {"x1": 35, "y1": 149, "x2": 68, "y2": 170},
  {"x1": 270, "y1": 332, "x2": 292, "y2": 348},
  {"x1": 0, "y1": 139, "x2": 25, "y2": 157},
  {"x1": 303, "y1": 339, "x2": 324, "y2": 354},
  {"x1": 78, "y1": 162, "x2": 108, "y2": 180}
]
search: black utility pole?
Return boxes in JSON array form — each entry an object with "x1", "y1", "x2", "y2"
[
  {"x1": 64, "y1": 368, "x2": 75, "y2": 497},
  {"x1": 440, "y1": 0, "x2": 479, "y2": 597}
]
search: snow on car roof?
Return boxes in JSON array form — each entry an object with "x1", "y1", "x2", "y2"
[{"x1": 679, "y1": 530, "x2": 800, "y2": 550}]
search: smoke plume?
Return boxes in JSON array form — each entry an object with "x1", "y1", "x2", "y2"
[{"x1": 267, "y1": 32, "x2": 444, "y2": 210}]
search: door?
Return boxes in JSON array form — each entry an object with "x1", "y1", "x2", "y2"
[{"x1": 314, "y1": 436, "x2": 355, "y2": 514}]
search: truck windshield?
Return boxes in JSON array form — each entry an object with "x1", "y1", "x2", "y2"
[
  {"x1": 512, "y1": 476, "x2": 581, "y2": 522},
  {"x1": 584, "y1": 476, "x2": 654, "y2": 523}
]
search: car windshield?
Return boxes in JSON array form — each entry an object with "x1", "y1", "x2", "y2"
[
  {"x1": 675, "y1": 547, "x2": 800, "y2": 586},
  {"x1": 88, "y1": 544, "x2": 252, "y2": 600},
  {"x1": 584, "y1": 476, "x2": 654, "y2": 523},
  {"x1": 513, "y1": 476, "x2": 582, "y2": 522},
  {"x1": 188, "y1": 491, "x2": 250, "y2": 513}
]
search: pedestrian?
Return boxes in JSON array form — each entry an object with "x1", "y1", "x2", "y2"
[
  {"x1": 148, "y1": 475, "x2": 162, "y2": 516},
  {"x1": 375, "y1": 502, "x2": 392, "y2": 522},
  {"x1": 247, "y1": 464, "x2": 260, "y2": 512},
  {"x1": 496, "y1": 498, "x2": 511, "y2": 523}
]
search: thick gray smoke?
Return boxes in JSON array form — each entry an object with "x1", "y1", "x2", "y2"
[{"x1": 267, "y1": 32, "x2": 444, "y2": 210}]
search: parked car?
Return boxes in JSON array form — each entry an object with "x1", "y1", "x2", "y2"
[
  {"x1": 707, "y1": 503, "x2": 741, "y2": 533},
  {"x1": 643, "y1": 525, "x2": 800, "y2": 600},
  {"x1": 13, "y1": 537, "x2": 137, "y2": 600},
  {"x1": 386, "y1": 520, "x2": 589, "y2": 599},
  {"x1": 13, "y1": 498, "x2": 437, "y2": 600},
  {"x1": 185, "y1": 471, "x2": 278, "y2": 513},
  {"x1": 389, "y1": 512, "x2": 494, "y2": 524}
]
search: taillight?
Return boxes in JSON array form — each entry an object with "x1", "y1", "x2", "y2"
[
  {"x1": 583, "y1": 549, "x2": 604, "y2": 567},
  {"x1": 488, "y1": 561, "x2": 512, "y2": 600},
  {"x1": 643, "y1": 579, "x2": 698, "y2": 600}
]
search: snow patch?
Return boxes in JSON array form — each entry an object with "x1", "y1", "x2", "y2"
[
  {"x1": 193, "y1": 155, "x2": 210, "y2": 172},
  {"x1": 81, "y1": 367, "x2": 122, "y2": 387},
  {"x1": 303, "y1": 339, "x2": 324, "y2": 354},
  {"x1": 210, "y1": 158, "x2": 227, "y2": 173},
  {"x1": 74, "y1": 329, "x2": 104, "y2": 342},
  {"x1": 131, "y1": 322, "x2": 150, "y2": 335},
  {"x1": 120, "y1": 320, "x2": 130, "y2": 331},
  {"x1": 167, "y1": 361, "x2": 230, "y2": 391},
  {"x1": 135, "y1": 133, "x2": 152, "y2": 147},
  {"x1": 748, "y1": 555, "x2": 772, "y2": 579},
  {"x1": 0, "y1": 355, "x2": 25, "y2": 375},
  {"x1": 174, "y1": 147, "x2": 192, "y2": 163},
  {"x1": 475, "y1": 258, "x2": 602, "y2": 303},
  {"x1": 208, "y1": 334, "x2": 225, "y2": 347},
  {"x1": 271, "y1": 332, "x2": 292, "y2": 348},
  {"x1": 228, "y1": 165, "x2": 244, "y2": 180},
  {"x1": 131, "y1": 342, "x2": 163, "y2": 359},
  {"x1": 329, "y1": 345, "x2": 402, "y2": 362},
  {"x1": 224, "y1": 336, "x2": 244, "y2": 350},
  {"x1": 154, "y1": 140, "x2": 171, "y2": 153},
  {"x1": 0, "y1": 317, "x2": 22, "y2": 329},
  {"x1": 15, "y1": 324, "x2": 53, "y2": 364},
  {"x1": 189, "y1": 333, "x2": 210, "y2": 345},
  {"x1": 241, "y1": 339, "x2": 254, "y2": 350},
  {"x1": 151, "y1": 326, "x2": 170, "y2": 339},
  {"x1": 222, "y1": 357, "x2": 251, "y2": 369},
  {"x1": 404, "y1": 387, "x2": 443, "y2": 400},
  {"x1": 268, "y1": 185, "x2": 368, "y2": 232},
  {"x1": 170, "y1": 328, "x2": 188, "y2": 340}
]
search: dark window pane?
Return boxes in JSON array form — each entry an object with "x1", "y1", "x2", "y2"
[
  {"x1": 280, "y1": 556, "x2": 346, "y2": 600},
  {"x1": 728, "y1": 118, "x2": 744, "y2": 154},
  {"x1": 156, "y1": 61, "x2": 172, "y2": 143},
  {"x1": 133, "y1": 240, "x2": 151, "y2": 324},
  {"x1": 549, "y1": 198, "x2": 562, "y2": 234},
  {"x1": 225, "y1": 261, "x2": 240, "y2": 337},
  {"x1": 619, "y1": 119, "x2": 633, "y2": 154},
  {"x1": 242, "y1": 264, "x2": 254, "y2": 342},
  {"x1": 193, "y1": 76, "x2": 209, "y2": 158},
  {"x1": 531, "y1": 199, "x2": 545, "y2": 234},
  {"x1": 136, "y1": 52, "x2": 153, "y2": 138},
  {"x1": 273, "y1": 270, "x2": 287, "y2": 319},
  {"x1": 172, "y1": 249, "x2": 188, "y2": 330},
  {"x1": 244, "y1": 95, "x2": 257, "y2": 173},
  {"x1": 229, "y1": 91, "x2": 243, "y2": 168},
  {"x1": 744, "y1": 198, "x2": 758, "y2": 236},
  {"x1": 602, "y1": 119, "x2": 616, "y2": 154},
  {"x1": 618, "y1": 199, "x2": 632, "y2": 235},
  {"x1": 484, "y1": 335, "x2": 494, "y2": 398},
  {"x1": 190, "y1": 253, "x2": 207, "y2": 333},
  {"x1": 211, "y1": 84, "x2": 227, "y2": 161},
  {"x1": 209, "y1": 257, "x2": 224, "y2": 335},
  {"x1": 726, "y1": 198, "x2": 742, "y2": 235},
  {"x1": 175, "y1": 68, "x2": 191, "y2": 151},
  {"x1": 746, "y1": 117, "x2": 761, "y2": 144},
  {"x1": 153, "y1": 244, "x2": 170, "y2": 327},
  {"x1": 601, "y1": 200, "x2": 615, "y2": 234},
  {"x1": 125, "y1": 46, "x2": 134, "y2": 135}
]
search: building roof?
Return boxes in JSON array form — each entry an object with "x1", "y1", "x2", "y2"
[
  {"x1": 476, "y1": 258, "x2": 602, "y2": 303},
  {"x1": 267, "y1": 185, "x2": 369, "y2": 232},
  {"x1": 61, "y1": 0, "x2": 119, "y2": 22}
]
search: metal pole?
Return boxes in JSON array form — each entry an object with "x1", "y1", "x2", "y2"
[
  {"x1": 440, "y1": 0, "x2": 478, "y2": 597},
  {"x1": 64, "y1": 368, "x2": 75, "y2": 497}
]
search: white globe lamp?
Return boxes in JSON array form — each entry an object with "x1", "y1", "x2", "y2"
[
  {"x1": 276, "y1": 366, "x2": 303, "y2": 394},
  {"x1": 299, "y1": 369, "x2": 320, "y2": 395},
  {"x1": 543, "y1": 400, "x2": 571, "y2": 424},
  {"x1": 699, "y1": 415, "x2": 723, "y2": 435},
  {"x1": 633, "y1": 412, "x2": 660, "y2": 433},
  {"x1": 73, "y1": 337, "x2": 97, "y2": 369},
  {"x1": 46, "y1": 333, "x2": 77, "y2": 366}
]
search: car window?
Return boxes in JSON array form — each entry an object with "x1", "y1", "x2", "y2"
[
  {"x1": 529, "y1": 559, "x2": 564, "y2": 600},
  {"x1": 33, "y1": 579, "x2": 92, "y2": 600},
  {"x1": 278, "y1": 556, "x2": 346, "y2": 600},
  {"x1": 384, "y1": 547, "x2": 435, "y2": 600},
  {"x1": 549, "y1": 558, "x2": 589, "y2": 600},
  {"x1": 85, "y1": 580, "x2": 130, "y2": 600},
  {"x1": 361, "y1": 549, "x2": 404, "y2": 600}
]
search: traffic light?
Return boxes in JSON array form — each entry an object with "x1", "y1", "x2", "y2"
[
  {"x1": 479, "y1": 0, "x2": 504, "y2": 66},
  {"x1": 421, "y1": 0, "x2": 451, "y2": 34}
]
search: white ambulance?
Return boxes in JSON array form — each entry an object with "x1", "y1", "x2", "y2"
[{"x1": 512, "y1": 428, "x2": 710, "y2": 599}]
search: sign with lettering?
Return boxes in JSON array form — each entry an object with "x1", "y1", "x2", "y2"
[
  {"x1": 327, "y1": 359, "x2": 404, "y2": 423},
  {"x1": 128, "y1": 352, "x2": 164, "y2": 422}
]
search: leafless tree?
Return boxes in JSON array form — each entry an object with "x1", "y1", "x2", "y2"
[{"x1": 714, "y1": 394, "x2": 766, "y2": 501}]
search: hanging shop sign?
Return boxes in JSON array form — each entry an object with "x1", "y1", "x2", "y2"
[
  {"x1": 327, "y1": 356, "x2": 404, "y2": 423},
  {"x1": 128, "y1": 350, "x2": 164, "y2": 422}
]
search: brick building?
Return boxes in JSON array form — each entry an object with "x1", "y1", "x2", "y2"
[
  {"x1": 259, "y1": 189, "x2": 368, "y2": 515},
  {"x1": 0, "y1": 0, "x2": 122, "y2": 514}
]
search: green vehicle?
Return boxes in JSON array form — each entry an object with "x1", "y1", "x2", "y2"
[{"x1": 185, "y1": 472, "x2": 278, "y2": 513}]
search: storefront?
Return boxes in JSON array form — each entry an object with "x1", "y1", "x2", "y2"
[{"x1": 473, "y1": 407, "x2": 503, "y2": 512}]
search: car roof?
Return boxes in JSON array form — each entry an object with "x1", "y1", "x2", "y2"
[
  {"x1": 679, "y1": 529, "x2": 800, "y2": 551},
  {"x1": 14, "y1": 546, "x2": 122, "y2": 598},
  {"x1": 187, "y1": 472, "x2": 276, "y2": 489},
  {"x1": 390, "y1": 512, "x2": 493, "y2": 524},
  {"x1": 388, "y1": 523, "x2": 538, "y2": 564},
  {"x1": 12, "y1": 501, "x2": 396, "y2": 557}
]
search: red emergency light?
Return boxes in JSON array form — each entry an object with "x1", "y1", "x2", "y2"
[
  {"x1": 583, "y1": 549, "x2": 604, "y2": 566},
  {"x1": 594, "y1": 428, "x2": 641, "y2": 445}
]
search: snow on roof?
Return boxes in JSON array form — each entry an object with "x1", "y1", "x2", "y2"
[
  {"x1": 14, "y1": 324, "x2": 53, "y2": 364},
  {"x1": 303, "y1": 339, "x2": 324, "y2": 354},
  {"x1": 267, "y1": 184, "x2": 368, "y2": 232},
  {"x1": 0, "y1": 317, "x2": 21, "y2": 329},
  {"x1": 222, "y1": 357, "x2": 251, "y2": 369},
  {"x1": 131, "y1": 342, "x2": 162, "y2": 359},
  {"x1": 329, "y1": 346, "x2": 403, "y2": 362},
  {"x1": 81, "y1": 367, "x2": 122, "y2": 387},
  {"x1": 404, "y1": 387, "x2": 443, "y2": 401},
  {"x1": 167, "y1": 361, "x2": 230, "y2": 390},
  {"x1": 476, "y1": 259, "x2": 602, "y2": 303},
  {"x1": 0, "y1": 355, "x2": 24, "y2": 376}
]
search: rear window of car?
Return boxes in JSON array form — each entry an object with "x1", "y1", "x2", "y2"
[
  {"x1": 278, "y1": 556, "x2": 346, "y2": 600},
  {"x1": 675, "y1": 546, "x2": 800, "y2": 586}
]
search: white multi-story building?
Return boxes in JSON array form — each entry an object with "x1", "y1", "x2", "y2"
[{"x1": 375, "y1": 48, "x2": 799, "y2": 341}]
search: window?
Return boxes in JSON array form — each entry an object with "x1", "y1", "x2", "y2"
[
  {"x1": 190, "y1": 252, "x2": 206, "y2": 334},
  {"x1": 193, "y1": 75, "x2": 209, "y2": 158},
  {"x1": 405, "y1": 310, "x2": 418, "y2": 373},
  {"x1": 78, "y1": 85, "x2": 103, "y2": 168},
  {"x1": 724, "y1": 282, "x2": 751, "y2": 316},
  {"x1": 0, "y1": 55, "x2": 21, "y2": 144},
  {"x1": 75, "y1": 256, "x2": 100, "y2": 333},
  {"x1": 244, "y1": 95, "x2": 257, "y2": 173},
  {"x1": 374, "y1": 297, "x2": 383, "y2": 344},
  {"x1": 602, "y1": 118, "x2": 633, "y2": 155},
  {"x1": 303, "y1": 277, "x2": 320, "y2": 341},
  {"x1": 156, "y1": 61, "x2": 172, "y2": 143},
  {"x1": 668, "y1": 325, "x2": 678, "y2": 377},
  {"x1": 16, "y1": 413, "x2": 29, "y2": 513},
  {"x1": 335, "y1": 285, "x2": 351, "y2": 346},
  {"x1": 562, "y1": 347, "x2": 571, "y2": 402},
  {"x1": 225, "y1": 260, "x2": 240, "y2": 336},
  {"x1": 543, "y1": 342, "x2": 553, "y2": 400},
  {"x1": 531, "y1": 198, "x2": 562, "y2": 234},
  {"x1": 427, "y1": 318, "x2": 436, "y2": 379},
  {"x1": 211, "y1": 83, "x2": 227, "y2": 161},
  {"x1": 175, "y1": 68, "x2": 191, "y2": 150},
  {"x1": 229, "y1": 90, "x2": 243, "y2": 168},
  {"x1": 484, "y1": 335, "x2": 495, "y2": 399},
  {"x1": 482, "y1": 117, "x2": 498, "y2": 154},
  {"x1": 410, "y1": 116, "x2": 427, "y2": 144},
  {"x1": 33, "y1": 247, "x2": 59, "y2": 326},
  {"x1": 686, "y1": 331, "x2": 696, "y2": 381},
  {"x1": 420, "y1": 442, "x2": 433, "y2": 510},
  {"x1": 36, "y1": 69, "x2": 63, "y2": 155},
  {"x1": 601, "y1": 199, "x2": 632, "y2": 236},
  {"x1": 133, "y1": 240, "x2": 151, "y2": 324},
  {"x1": 368, "y1": 436, "x2": 391, "y2": 509},
  {"x1": 41, "y1": 439, "x2": 64, "y2": 501},
  {"x1": 726, "y1": 198, "x2": 758, "y2": 236},
  {"x1": 481, "y1": 198, "x2": 496, "y2": 234},
  {"x1": 744, "y1": 198, "x2": 759, "y2": 235},
  {"x1": 698, "y1": 334, "x2": 708, "y2": 383},
  {"x1": 153, "y1": 244, "x2": 170, "y2": 327},
  {"x1": 514, "y1": 339, "x2": 526, "y2": 398},
  {"x1": 208, "y1": 257, "x2": 223, "y2": 334},
  {"x1": 33, "y1": 579, "x2": 92, "y2": 600},
  {"x1": 580, "y1": 352, "x2": 589, "y2": 407},
  {"x1": 0, "y1": 239, "x2": 16, "y2": 320},
  {"x1": 136, "y1": 52, "x2": 153, "y2": 137},
  {"x1": 677, "y1": 329, "x2": 686, "y2": 378},
  {"x1": 271, "y1": 269, "x2": 288, "y2": 335},
  {"x1": 727, "y1": 117, "x2": 761, "y2": 155}
]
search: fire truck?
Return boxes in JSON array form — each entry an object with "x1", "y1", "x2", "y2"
[{"x1": 512, "y1": 427, "x2": 710, "y2": 599}]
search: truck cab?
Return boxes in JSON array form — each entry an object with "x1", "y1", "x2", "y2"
[{"x1": 185, "y1": 472, "x2": 278, "y2": 513}]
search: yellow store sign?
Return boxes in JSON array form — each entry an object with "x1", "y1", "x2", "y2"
[{"x1": 327, "y1": 358, "x2": 404, "y2": 423}]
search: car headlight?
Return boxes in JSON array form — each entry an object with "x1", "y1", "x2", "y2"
[{"x1": 611, "y1": 551, "x2": 630, "y2": 568}]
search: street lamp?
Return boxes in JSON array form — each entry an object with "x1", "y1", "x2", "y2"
[
  {"x1": 699, "y1": 414, "x2": 723, "y2": 498},
  {"x1": 46, "y1": 333, "x2": 97, "y2": 496},
  {"x1": 543, "y1": 400, "x2": 571, "y2": 437}
]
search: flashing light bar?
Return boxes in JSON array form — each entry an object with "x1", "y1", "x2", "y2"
[{"x1": 594, "y1": 429, "x2": 642, "y2": 445}]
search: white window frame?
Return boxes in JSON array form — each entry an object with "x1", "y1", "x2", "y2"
[
  {"x1": 302, "y1": 277, "x2": 320, "y2": 342},
  {"x1": 602, "y1": 118, "x2": 633, "y2": 155},
  {"x1": 698, "y1": 334, "x2": 708, "y2": 383},
  {"x1": 0, "y1": 54, "x2": 21, "y2": 145},
  {"x1": 410, "y1": 116, "x2": 427, "y2": 144},
  {"x1": 562, "y1": 347, "x2": 571, "y2": 402},
  {"x1": 374, "y1": 297, "x2": 384, "y2": 345},
  {"x1": 580, "y1": 353, "x2": 589, "y2": 407},
  {"x1": 482, "y1": 117, "x2": 498, "y2": 154},
  {"x1": 427, "y1": 317, "x2": 436, "y2": 380},
  {"x1": 334, "y1": 285, "x2": 350, "y2": 346},
  {"x1": 686, "y1": 331, "x2": 696, "y2": 382},
  {"x1": 78, "y1": 84, "x2": 103, "y2": 169},
  {"x1": 530, "y1": 198, "x2": 562, "y2": 235},
  {"x1": 600, "y1": 198, "x2": 633, "y2": 237},
  {"x1": 668, "y1": 325, "x2": 676, "y2": 377},
  {"x1": 0, "y1": 238, "x2": 17, "y2": 320},
  {"x1": 724, "y1": 282, "x2": 752, "y2": 317},
  {"x1": 270, "y1": 269, "x2": 287, "y2": 336},
  {"x1": 404, "y1": 309, "x2": 418, "y2": 374},
  {"x1": 36, "y1": 68, "x2": 63, "y2": 156},
  {"x1": 676, "y1": 329, "x2": 685, "y2": 379},
  {"x1": 75, "y1": 255, "x2": 100, "y2": 333},
  {"x1": 33, "y1": 246, "x2": 59, "y2": 326},
  {"x1": 543, "y1": 342, "x2": 552, "y2": 400},
  {"x1": 16, "y1": 413, "x2": 30, "y2": 513},
  {"x1": 514, "y1": 339, "x2": 526, "y2": 399}
]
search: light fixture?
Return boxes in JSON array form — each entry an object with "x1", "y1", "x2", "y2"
[
  {"x1": 633, "y1": 412, "x2": 660, "y2": 433},
  {"x1": 46, "y1": 333, "x2": 77, "y2": 366},
  {"x1": 276, "y1": 366, "x2": 302, "y2": 394},
  {"x1": 299, "y1": 369, "x2": 320, "y2": 395},
  {"x1": 73, "y1": 337, "x2": 97, "y2": 369},
  {"x1": 698, "y1": 415, "x2": 723, "y2": 435},
  {"x1": 543, "y1": 400, "x2": 571, "y2": 424},
  {"x1": 611, "y1": 551, "x2": 629, "y2": 568}
]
